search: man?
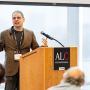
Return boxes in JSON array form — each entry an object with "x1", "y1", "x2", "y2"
[
  {"x1": 47, "y1": 67, "x2": 85, "y2": 90},
  {"x1": 0, "y1": 10, "x2": 47, "y2": 90}
]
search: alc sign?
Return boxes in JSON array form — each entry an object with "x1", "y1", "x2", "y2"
[{"x1": 54, "y1": 48, "x2": 70, "y2": 70}]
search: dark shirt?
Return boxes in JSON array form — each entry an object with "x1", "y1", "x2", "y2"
[{"x1": 11, "y1": 26, "x2": 24, "y2": 52}]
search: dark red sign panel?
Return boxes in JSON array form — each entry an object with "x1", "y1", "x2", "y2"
[{"x1": 54, "y1": 48, "x2": 70, "y2": 70}]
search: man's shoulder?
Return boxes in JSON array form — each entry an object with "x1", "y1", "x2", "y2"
[
  {"x1": 48, "y1": 85, "x2": 81, "y2": 90},
  {"x1": 47, "y1": 82, "x2": 81, "y2": 90},
  {"x1": 1, "y1": 28, "x2": 11, "y2": 34},
  {"x1": 24, "y1": 28, "x2": 34, "y2": 34}
]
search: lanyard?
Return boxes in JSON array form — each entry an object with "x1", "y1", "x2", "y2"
[{"x1": 13, "y1": 31, "x2": 24, "y2": 52}]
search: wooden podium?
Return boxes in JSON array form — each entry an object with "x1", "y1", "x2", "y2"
[{"x1": 20, "y1": 47, "x2": 77, "y2": 90}]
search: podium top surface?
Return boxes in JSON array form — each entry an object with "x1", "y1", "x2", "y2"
[{"x1": 21, "y1": 47, "x2": 77, "y2": 58}]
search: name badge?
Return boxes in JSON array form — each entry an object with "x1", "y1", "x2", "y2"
[{"x1": 14, "y1": 54, "x2": 22, "y2": 61}]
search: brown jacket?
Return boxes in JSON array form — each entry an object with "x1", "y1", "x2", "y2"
[{"x1": 0, "y1": 27, "x2": 39, "y2": 76}]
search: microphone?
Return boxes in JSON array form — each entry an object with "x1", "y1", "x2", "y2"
[
  {"x1": 41, "y1": 31, "x2": 54, "y2": 40},
  {"x1": 40, "y1": 31, "x2": 64, "y2": 47}
]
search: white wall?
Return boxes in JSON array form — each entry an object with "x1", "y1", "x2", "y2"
[{"x1": 1, "y1": 0, "x2": 90, "y2": 4}]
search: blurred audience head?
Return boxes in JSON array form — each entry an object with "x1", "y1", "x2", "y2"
[
  {"x1": 0, "y1": 63, "x2": 5, "y2": 83},
  {"x1": 63, "y1": 67, "x2": 85, "y2": 86}
]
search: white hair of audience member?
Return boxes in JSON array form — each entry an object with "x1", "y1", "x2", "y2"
[
  {"x1": 63, "y1": 67, "x2": 85, "y2": 86},
  {"x1": 47, "y1": 67, "x2": 85, "y2": 90}
]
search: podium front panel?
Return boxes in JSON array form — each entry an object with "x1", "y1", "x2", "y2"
[{"x1": 20, "y1": 47, "x2": 77, "y2": 90}]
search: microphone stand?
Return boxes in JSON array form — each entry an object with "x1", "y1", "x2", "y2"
[
  {"x1": 41, "y1": 31, "x2": 64, "y2": 47},
  {"x1": 48, "y1": 37, "x2": 64, "y2": 47},
  {"x1": 52, "y1": 38, "x2": 64, "y2": 47}
]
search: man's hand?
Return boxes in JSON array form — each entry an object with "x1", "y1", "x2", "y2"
[{"x1": 41, "y1": 37, "x2": 48, "y2": 47}]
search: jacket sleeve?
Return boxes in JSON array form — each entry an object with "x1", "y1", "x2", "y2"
[
  {"x1": 0, "y1": 32, "x2": 4, "y2": 51},
  {"x1": 31, "y1": 31, "x2": 39, "y2": 50}
]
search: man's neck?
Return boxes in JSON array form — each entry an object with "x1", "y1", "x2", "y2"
[{"x1": 14, "y1": 26, "x2": 23, "y2": 31}]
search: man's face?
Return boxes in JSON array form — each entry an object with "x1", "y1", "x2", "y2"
[{"x1": 12, "y1": 12, "x2": 25, "y2": 28}]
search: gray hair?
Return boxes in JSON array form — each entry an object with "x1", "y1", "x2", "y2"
[
  {"x1": 64, "y1": 76, "x2": 85, "y2": 86},
  {"x1": 12, "y1": 10, "x2": 24, "y2": 18}
]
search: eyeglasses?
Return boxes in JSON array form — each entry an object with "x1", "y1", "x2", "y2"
[{"x1": 12, "y1": 17, "x2": 23, "y2": 20}]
